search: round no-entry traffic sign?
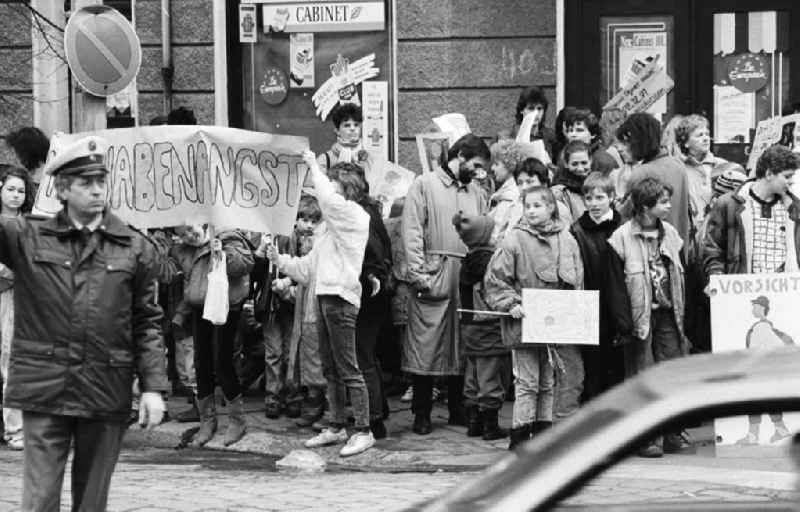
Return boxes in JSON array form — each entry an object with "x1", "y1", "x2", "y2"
[{"x1": 64, "y1": 6, "x2": 141, "y2": 97}]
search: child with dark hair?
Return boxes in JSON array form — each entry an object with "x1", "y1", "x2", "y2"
[
  {"x1": 4, "y1": 127, "x2": 49, "y2": 186},
  {"x1": 453, "y1": 212, "x2": 508, "y2": 442},
  {"x1": 570, "y1": 172, "x2": 623, "y2": 400},
  {"x1": 318, "y1": 103, "x2": 370, "y2": 173},
  {"x1": 552, "y1": 140, "x2": 592, "y2": 223},
  {"x1": 485, "y1": 186, "x2": 584, "y2": 450},
  {"x1": 516, "y1": 157, "x2": 550, "y2": 188},
  {"x1": 167, "y1": 106, "x2": 198, "y2": 125},
  {"x1": 607, "y1": 177, "x2": 690, "y2": 457},
  {"x1": 512, "y1": 86, "x2": 556, "y2": 161},
  {"x1": 618, "y1": 113, "x2": 692, "y2": 257},
  {"x1": 563, "y1": 108, "x2": 619, "y2": 175}
]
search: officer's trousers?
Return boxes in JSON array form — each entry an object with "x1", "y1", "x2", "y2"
[{"x1": 21, "y1": 412, "x2": 126, "y2": 512}]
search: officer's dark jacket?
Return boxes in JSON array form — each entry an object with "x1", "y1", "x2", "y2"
[{"x1": 0, "y1": 210, "x2": 168, "y2": 421}]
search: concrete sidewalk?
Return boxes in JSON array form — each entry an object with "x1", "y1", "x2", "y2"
[{"x1": 140, "y1": 395, "x2": 510, "y2": 471}]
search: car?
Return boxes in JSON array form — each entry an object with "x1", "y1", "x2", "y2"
[{"x1": 413, "y1": 347, "x2": 800, "y2": 511}]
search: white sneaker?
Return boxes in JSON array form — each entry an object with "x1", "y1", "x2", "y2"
[
  {"x1": 401, "y1": 386, "x2": 413, "y2": 402},
  {"x1": 305, "y1": 427, "x2": 348, "y2": 448},
  {"x1": 339, "y1": 431, "x2": 375, "y2": 457},
  {"x1": 6, "y1": 437, "x2": 23, "y2": 451}
]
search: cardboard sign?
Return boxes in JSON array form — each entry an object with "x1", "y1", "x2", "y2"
[
  {"x1": 34, "y1": 126, "x2": 309, "y2": 235},
  {"x1": 289, "y1": 33, "x2": 314, "y2": 88},
  {"x1": 603, "y1": 55, "x2": 674, "y2": 117},
  {"x1": 521, "y1": 289, "x2": 599, "y2": 345},
  {"x1": 709, "y1": 273, "x2": 800, "y2": 448},
  {"x1": 311, "y1": 53, "x2": 379, "y2": 120},
  {"x1": 362, "y1": 80, "x2": 388, "y2": 162},
  {"x1": 746, "y1": 113, "x2": 800, "y2": 172},
  {"x1": 415, "y1": 132, "x2": 450, "y2": 174}
]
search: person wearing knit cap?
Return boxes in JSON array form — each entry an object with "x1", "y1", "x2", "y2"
[
  {"x1": 711, "y1": 164, "x2": 748, "y2": 200},
  {"x1": 453, "y1": 211, "x2": 509, "y2": 441}
]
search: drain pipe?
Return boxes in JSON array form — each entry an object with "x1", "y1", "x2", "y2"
[{"x1": 161, "y1": 0, "x2": 173, "y2": 115}]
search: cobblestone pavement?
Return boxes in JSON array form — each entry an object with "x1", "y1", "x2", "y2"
[
  {"x1": 0, "y1": 442, "x2": 798, "y2": 511},
  {"x1": 0, "y1": 396, "x2": 798, "y2": 511}
]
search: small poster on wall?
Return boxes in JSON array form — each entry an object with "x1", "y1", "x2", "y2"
[
  {"x1": 289, "y1": 33, "x2": 314, "y2": 88},
  {"x1": 362, "y1": 81, "x2": 388, "y2": 162},
  {"x1": 709, "y1": 273, "x2": 800, "y2": 449}
]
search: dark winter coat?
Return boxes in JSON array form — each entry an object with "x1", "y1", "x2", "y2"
[
  {"x1": 1, "y1": 210, "x2": 168, "y2": 421},
  {"x1": 359, "y1": 198, "x2": 393, "y2": 314},
  {"x1": 459, "y1": 247, "x2": 507, "y2": 356},
  {"x1": 570, "y1": 210, "x2": 622, "y2": 346}
]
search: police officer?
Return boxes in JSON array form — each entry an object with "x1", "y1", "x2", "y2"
[{"x1": 0, "y1": 135, "x2": 168, "y2": 511}]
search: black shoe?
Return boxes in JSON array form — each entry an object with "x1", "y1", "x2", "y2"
[
  {"x1": 466, "y1": 406, "x2": 483, "y2": 437},
  {"x1": 448, "y1": 405, "x2": 467, "y2": 426},
  {"x1": 285, "y1": 401, "x2": 302, "y2": 418},
  {"x1": 412, "y1": 413, "x2": 432, "y2": 435},
  {"x1": 663, "y1": 431, "x2": 694, "y2": 454},
  {"x1": 370, "y1": 419, "x2": 388, "y2": 440},
  {"x1": 264, "y1": 401, "x2": 281, "y2": 419},
  {"x1": 481, "y1": 409, "x2": 507, "y2": 441},
  {"x1": 531, "y1": 421, "x2": 552, "y2": 438},
  {"x1": 508, "y1": 423, "x2": 531, "y2": 451},
  {"x1": 175, "y1": 403, "x2": 200, "y2": 423}
]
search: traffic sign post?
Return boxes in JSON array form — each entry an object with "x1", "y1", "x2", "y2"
[{"x1": 66, "y1": 2, "x2": 142, "y2": 131}]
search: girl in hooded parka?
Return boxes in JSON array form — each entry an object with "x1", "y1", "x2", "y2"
[{"x1": 484, "y1": 186, "x2": 584, "y2": 451}]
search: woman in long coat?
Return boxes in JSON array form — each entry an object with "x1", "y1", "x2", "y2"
[{"x1": 402, "y1": 134, "x2": 489, "y2": 434}]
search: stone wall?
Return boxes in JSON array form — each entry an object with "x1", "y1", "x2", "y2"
[
  {"x1": 0, "y1": 1, "x2": 34, "y2": 163},
  {"x1": 395, "y1": 0, "x2": 557, "y2": 171},
  {"x1": 134, "y1": 0, "x2": 216, "y2": 125}
]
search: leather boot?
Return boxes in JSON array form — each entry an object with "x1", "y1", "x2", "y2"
[
  {"x1": 175, "y1": 392, "x2": 200, "y2": 423},
  {"x1": 466, "y1": 405, "x2": 483, "y2": 437},
  {"x1": 224, "y1": 395, "x2": 247, "y2": 446},
  {"x1": 481, "y1": 408, "x2": 507, "y2": 441},
  {"x1": 412, "y1": 413, "x2": 432, "y2": 435},
  {"x1": 531, "y1": 420, "x2": 553, "y2": 439},
  {"x1": 192, "y1": 395, "x2": 217, "y2": 446},
  {"x1": 295, "y1": 389, "x2": 325, "y2": 427},
  {"x1": 507, "y1": 423, "x2": 531, "y2": 451},
  {"x1": 448, "y1": 404, "x2": 467, "y2": 426}
]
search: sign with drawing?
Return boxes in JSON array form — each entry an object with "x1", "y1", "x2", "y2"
[
  {"x1": 34, "y1": 126, "x2": 309, "y2": 236},
  {"x1": 311, "y1": 53, "x2": 379, "y2": 120},
  {"x1": 709, "y1": 273, "x2": 800, "y2": 447},
  {"x1": 521, "y1": 289, "x2": 599, "y2": 345}
]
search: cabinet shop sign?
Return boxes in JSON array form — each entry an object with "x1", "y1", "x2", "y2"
[{"x1": 33, "y1": 126, "x2": 309, "y2": 236}]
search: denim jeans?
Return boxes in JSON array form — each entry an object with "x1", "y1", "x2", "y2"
[
  {"x1": 193, "y1": 307, "x2": 243, "y2": 400},
  {"x1": 463, "y1": 355, "x2": 507, "y2": 411},
  {"x1": 553, "y1": 345, "x2": 584, "y2": 422},
  {"x1": 511, "y1": 347, "x2": 555, "y2": 427},
  {"x1": 624, "y1": 308, "x2": 684, "y2": 377},
  {"x1": 0, "y1": 287, "x2": 22, "y2": 442},
  {"x1": 317, "y1": 295, "x2": 370, "y2": 429},
  {"x1": 263, "y1": 307, "x2": 295, "y2": 403}
]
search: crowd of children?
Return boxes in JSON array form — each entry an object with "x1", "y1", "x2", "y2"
[{"x1": 3, "y1": 89, "x2": 796, "y2": 460}]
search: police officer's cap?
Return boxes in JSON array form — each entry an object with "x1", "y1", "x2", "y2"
[{"x1": 43, "y1": 136, "x2": 109, "y2": 178}]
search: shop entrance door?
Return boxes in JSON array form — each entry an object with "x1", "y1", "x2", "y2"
[{"x1": 566, "y1": 0, "x2": 800, "y2": 167}]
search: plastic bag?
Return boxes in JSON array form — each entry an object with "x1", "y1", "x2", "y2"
[{"x1": 202, "y1": 251, "x2": 229, "y2": 325}]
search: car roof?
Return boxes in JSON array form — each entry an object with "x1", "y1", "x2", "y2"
[{"x1": 416, "y1": 347, "x2": 800, "y2": 512}]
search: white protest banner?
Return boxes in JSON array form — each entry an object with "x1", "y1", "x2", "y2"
[
  {"x1": 746, "y1": 113, "x2": 800, "y2": 173},
  {"x1": 432, "y1": 113, "x2": 471, "y2": 145},
  {"x1": 603, "y1": 55, "x2": 674, "y2": 117},
  {"x1": 368, "y1": 158, "x2": 414, "y2": 218},
  {"x1": 709, "y1": 273, "x2": 800, "y2": 449},
  {"x1": 521, "y1": 289, "x2": 599, "y2": 345},
  {"x1": 34, "y1": 126, "x2": 309, "y2": 236}
]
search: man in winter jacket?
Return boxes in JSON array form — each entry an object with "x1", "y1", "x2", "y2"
[{"x1": 0, "y1": 136, "x2": 167, "y2": 510}]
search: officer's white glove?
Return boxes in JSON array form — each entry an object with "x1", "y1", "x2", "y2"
[{"x1": 138, "y1": 391, "x2": 166, "y2": 429}]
